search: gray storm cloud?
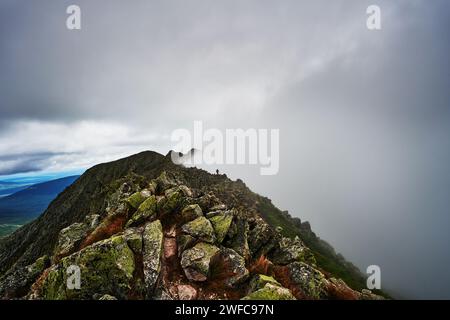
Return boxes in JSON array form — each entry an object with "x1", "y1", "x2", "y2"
[{"x1": 0, "y1": 0, "x2": 449, "y2": 298}]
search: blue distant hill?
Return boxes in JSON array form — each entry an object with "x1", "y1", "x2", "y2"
[{"x1": 0, "y1": 175, "x2": 80, "y2": 237}]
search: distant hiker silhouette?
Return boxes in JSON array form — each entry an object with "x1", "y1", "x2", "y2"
[{"x1": 216, "y1": 169, "x2": 219, "y2": 175}]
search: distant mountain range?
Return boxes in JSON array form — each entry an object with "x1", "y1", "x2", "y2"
[{"x1": 0, "y1": 176, "x2": 80, "y2": 237}]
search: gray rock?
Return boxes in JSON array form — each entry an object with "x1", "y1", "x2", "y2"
[
  {"x1": 143, "y1": 220, "x2": 164, "y2": 297},
  {"x1": 181, "y1": 217, "x2": 216, "y2": 243},
  {"x1": 181, "y1": 242, "x2": 220, "y2": 282}
]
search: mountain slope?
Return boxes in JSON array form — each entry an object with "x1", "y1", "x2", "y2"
[
  {"x1": 0, "y1": 151, "x2": 384, "y2": 300},
  {"x1": 0, "y1": 176, "x2": 80, "y2": 237}
]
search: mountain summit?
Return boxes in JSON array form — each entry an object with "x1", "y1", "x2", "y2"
[{"x1": 0, "y1": 151, "x2": 383, "y2": 300}]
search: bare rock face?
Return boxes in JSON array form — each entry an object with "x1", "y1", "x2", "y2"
[{"x1": 143, "y1": 220, "x2": 164, "y2": 297}]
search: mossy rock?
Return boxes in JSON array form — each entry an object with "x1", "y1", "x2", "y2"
[
  {"x1": 181, "y1": 204, "x2": 203, "y2": 223},
  {"x1": 181, "y1": 217, "x2": 216, "y2": 243},
  {"x1": 248, "y1": 274, "x2": 281, "y2": 293},
  {"x1": 123, "y1": 227, "x2": 143, "y2": 254},
  {"x1": 287, "y1": 261, "x2": 327, "y2": 299},
  {"x1": 241, "y1": 283, "x2": 296, "y2": 300},
  {"x1": 155, "y1": 171, "x2": 178, "y2": 193},
  {"x1": 142, "y1": 220, "x2": 164, "y2": 297},
  {"x1": 180, "y1": 242, "x2": 220, "y2": 282},
  {"x1": 126, "y1": 190, "x2": 151, "y2": 209},
  {"x1": 53, "y1": 215, "x2": 100, "y2": 259},
  {"x1": 208, "y1": 212, "x2": 233, "y2": 243},
  {"x1": 126, "y1": 195, "x2": 157, "y2": 227},
  {"x1": 224, "y1": 217, "x2": 250, "y2": 260},
  {"x1": 177, "y1": 234, "x2": 197, "y2": 257},
  {"x1": 158, "y1": 188, "x2": 188, "y2": 215},
  {"x1": 40, "y1": 235, "x2": 135, "y2": 300}
]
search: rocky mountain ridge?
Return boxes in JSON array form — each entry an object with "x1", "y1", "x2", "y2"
[{"x1": 0, "y1": 151, "x2": 384, "y2": 300}]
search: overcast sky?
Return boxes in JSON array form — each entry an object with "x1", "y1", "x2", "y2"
[{"x1": 1, "y1": 0, "x2": 449, "y2": 298}]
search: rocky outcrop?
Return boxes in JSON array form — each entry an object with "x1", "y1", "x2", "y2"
[
  {"x1": 0, "y1": 153, "x2": 387, "y2": 300},
  {"x1": 39, "y1": 235, "x2": 135, "y2": 300}
]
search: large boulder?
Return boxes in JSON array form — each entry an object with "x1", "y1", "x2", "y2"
[
  {"x1": 208, "y1": 211, "x2": 233, "y2": 243},
  {"x1": 142, "y1": 220, "x2": 164, "y2": 297},
  {"x1": 180, "y1": 204, "x2": 203, "y2": 223},
  {"x1": 248, "y1": 219, "x2": 278, "y2": 258},
  {"x1": 224, "y1": 217, "x2": 250, "y2": 260},
  {"x1": 126, "y1": 189, "x2": 152, "y2": 209},
  {"x1": 126, "y1": 195, "x2": 157, "y2": 227},
  {"x1": 285, "y1": 262, "x2": 327, "y2": 299},
  {"x1": 158, "y1": 187, "x2": 189, "y2": 215},
  {"x1": 53, "y1": 214, "x2": 100, "y2": 260},
  {"x1": 181, "y1": 217, "x2": 216, "y2": 243},
  {"x1": 39, "y1": 235, "x2": 135, "y2": 300},
  {"x1": 154, "y1": 171, "x2": 179, "y2": 194},
  {"x1": 213, "y1": 248, "x2": 249, "y2": 287},
  {"x1": 242, "y1": 283, "x2": 296, "y2": 300},
  {"x1": 271, "y1": 236, "x2": 307, "y2": 265},
  {"x1": 180, "y1": 243, "x2": 220, "y2": 282}
]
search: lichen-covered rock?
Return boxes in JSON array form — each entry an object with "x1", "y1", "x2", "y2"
[
  {"x1": 242, "y1": 283, "x2": 296, "y2": 300},
  {"x1": 143, "y1": 220, "x2": 164, "y2": 297},
  {"x1": 0, "y1": 255, "x2": 50, "y2": 299},
  {"x1": 123, "y1": 227, "x2": 143, "y2": 255},
  {"x1": 193, "y1": 192, "x2": 222, "y2": 213},
  {"x1": 224, "y1": 217, "x2": 250, "y2": 260},
  {"x1": 155, "y1": 171, "x2": 179, "y2": 193},
  {"x1": 177, "y1": 234, "x2": 197, "y2": 256},
  {"x1": 248, "y1": 219, "x2": 278, "y2": 258},
  {"x1": 177, "y1": 284, "x2": 197, "y2": 300},
  {"x1": 98, "y1": 294, "x2": 118, "y2": 300},
  {"x1": 271, "y1": 236, "x2": 307, "y2": 265},
  {"x1": 208, "y1": 211, "x2": 233, "y2": 243},
  {"x1": 210, "y1": 203, "x2": 227, "y2": 211},
  {"x1": 181, "y1": 217, "x2": 216, "y2": 243},
  {"x1": 181, "y1": 242, "x2": 220, "y2": 282},
  {"x1": 126, "y1": 195, "x2": 157, "y2": 227},
  {"x1": 248, "y1": 274, "x2": 281, "y2": 293},
  {"x1": 158, "y1": 187, "x2": 188, "y2": 215},
  {"x1": 165, "y1": 185, "x2": 192, "y2": 198},
  {"x1": 126, "y1": 190, "x2": 152, "y2": 209},
  {"x1": 40, "y1": 235, "x2": 135, "y2": 300},
  {"x1": 286, "y1": 261, "x2": 327, "y2": 299},
  {"x1": 214, "y1": 248, "x2": 249, "y2": 287},
  {"x1": 181, "y1": 216, "x2": 216, "y2": 243},
  {"x1": 181, "y1": 204, "x2": 203, "y2": 223},
  {"x1": 53, "y1": 215, "x2": 100, "y2": 260}
]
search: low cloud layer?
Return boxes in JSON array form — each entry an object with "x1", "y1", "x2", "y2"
[{"x1": 0, "y1": 0, "x2": 449, "y2": 298}]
